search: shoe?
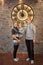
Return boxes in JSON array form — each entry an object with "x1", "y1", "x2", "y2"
[
  {"x1": 13, "y1": 58, "x2": 19, "y2": 62},
  {"x1": 31, "y1": 60, "x2": 34, "y2": 64},
  {"x1": 26, "y1": 58, "x2": 30, "y2": 61}
]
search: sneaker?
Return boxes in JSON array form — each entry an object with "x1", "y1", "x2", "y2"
[
  {"x1": 26, "y1": 58, "x2": 30, "y2": 61},
  {"x1": 31, "y1": 60, "x2": 34, "y2": 64},
  {"x1": 13, "y1": 58, "x2": 19, "y2": 62}
]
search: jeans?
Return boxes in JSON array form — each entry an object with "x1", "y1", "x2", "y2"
[
  {"x1": 13, "y1": 44, "x2": 19, "y2": 58},
  {"x1": 25, "y1": 39, "x2": 34, "y2": 60}
]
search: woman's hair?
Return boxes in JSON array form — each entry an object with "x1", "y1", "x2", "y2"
[{"x1": 12, "y1": 20, "x2": 17, "y2": 27}]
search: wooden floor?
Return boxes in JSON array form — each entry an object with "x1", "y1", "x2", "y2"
[{"x1": 0, "y1": 53, "x2": 43, "y2": 65}]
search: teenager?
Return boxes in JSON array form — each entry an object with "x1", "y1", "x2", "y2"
[{"x1": 25, "y1": 18, "x2": 36, "y2": 64}]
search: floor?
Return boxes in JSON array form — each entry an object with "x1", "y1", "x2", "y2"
[{"x1": 0, "y1": 53, "x2": 43, "y2": 65}]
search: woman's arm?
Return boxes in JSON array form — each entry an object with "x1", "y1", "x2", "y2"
[{"x1": 12, "y1": 34, "x2": 20, "y2": 43}]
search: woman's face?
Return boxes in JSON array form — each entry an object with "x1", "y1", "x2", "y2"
[{"x1": 13, "y1": 21, "x2": 17, "y2": 27}]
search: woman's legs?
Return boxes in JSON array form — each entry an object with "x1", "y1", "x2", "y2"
[{"x1": 13, "y1": 44, "x2": 19, "y2": 58}]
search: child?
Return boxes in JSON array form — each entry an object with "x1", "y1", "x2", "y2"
[{"x1": 25, "y1": 18, "x2": 36, "y2": 64}]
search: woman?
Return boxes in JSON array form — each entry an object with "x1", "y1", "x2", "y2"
[{"x1": 12, "y1": 21, "x2": 20, "y2": 62}]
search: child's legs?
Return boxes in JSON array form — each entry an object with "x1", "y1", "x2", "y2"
[
  {"x1": 26, "y1": 40, "x2": 34, "y2": 60},
  {"x1": 25, "y1": 40, "x2": 31, "y2": 58},
  {"x1": 29, "y1": 40, "x2": 34, "y2": 60}
]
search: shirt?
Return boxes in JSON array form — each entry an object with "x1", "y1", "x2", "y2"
[
  {"x1": 12, "y1": 27, "x2": 20, "y2": 45},
  {"x1": 25, "y1": 23, "x2": 36, "y2": 40},
  {"x1": 12, "y1": 27, "x2": 19, "y2": 40}
]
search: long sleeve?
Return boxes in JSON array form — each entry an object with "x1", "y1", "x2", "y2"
[{"x1": 32, "y1": 24, "x2": 36, "y2": 40}]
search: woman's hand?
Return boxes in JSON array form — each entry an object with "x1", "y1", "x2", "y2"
[
  {"x1": 33, "y1": 40, "x2": 36, "y2": 44},
  {"x1": 17, "y1": 39, "x2": 20, "y2": 43}
]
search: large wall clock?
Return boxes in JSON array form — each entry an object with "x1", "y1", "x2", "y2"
[{"x1": 11, "y1": 3, "x2": 34, "y2": 26}]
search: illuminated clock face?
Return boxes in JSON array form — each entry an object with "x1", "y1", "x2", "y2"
[{"x1": 11, "y1": 3, "x2": 34, "y2": 26}]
